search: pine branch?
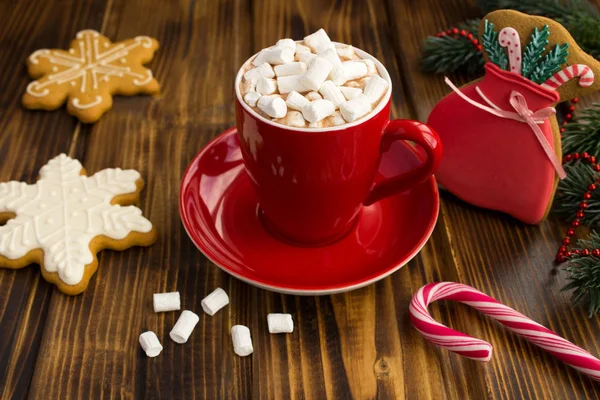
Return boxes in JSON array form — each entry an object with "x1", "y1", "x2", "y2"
[
  {"x1": 529, "y1": 43, "x2": 569, "y2": 84},
  {"x1": 562, "y1": 103, "x2": 600, "y2": 156},
  {"x1": 482, "y1": 20, "x2": 509, "y2": 70},
  {"x1": 554, "y1": 161, "x2": 600, "y2": 225},
  {"x1": 560, "y1": 12, "x2": 600, "y2": 59},
  {"x1": 564, "y1": 232, "x2": 600, "y2": 317},
  {"x1": 521, "y1": 26, "x2": 550, "y2": 79}
]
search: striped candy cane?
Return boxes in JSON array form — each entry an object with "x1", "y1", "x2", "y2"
[
  {"x1": 542, "y1": 64, "x2": 595, "y2": 90},
  {"x1": 410, "y1": 282, "x2": 600, "y2": 381}
]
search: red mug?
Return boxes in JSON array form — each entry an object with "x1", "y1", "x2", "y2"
[{"x1": 235, "y1": 45, "x2": 442, "y2": 246}]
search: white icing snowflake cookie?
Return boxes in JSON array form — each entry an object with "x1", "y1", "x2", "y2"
[
  {"x1": 22, "y1": 29, "x2": 160, "y2": 123},
  {"x1": 0, "y1": 154, "x2": 157, "y2": 295}
]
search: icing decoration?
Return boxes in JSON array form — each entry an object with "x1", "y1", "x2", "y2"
[
  {"x1": 0, "y1": 154, "x2": 153, "y2": 286},
  {"x1": 498, "y1": 27, "x2": 522, "y2": 75},
  {"x1": 542, "y1": 64, "x2": 595, "y2": 90},
  {"x1": 410, "y1": 282, "x2": 600, "y2": 381}
]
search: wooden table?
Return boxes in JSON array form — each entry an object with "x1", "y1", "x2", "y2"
[{"x1": 1, "y1": 0, "x2": 599, "y2": 398}]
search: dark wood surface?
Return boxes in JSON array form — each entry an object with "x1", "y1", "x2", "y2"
[{"x1": 0, "y1": 0, "x2": 599, "y2": 398}]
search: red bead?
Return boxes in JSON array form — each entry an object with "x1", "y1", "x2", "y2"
[
  {"x1": 574, "y1": 153, "x2": 580, "y2": 159},
  {"x1": 566, "y1": 251, "x2": 572, "y2": 257},
  {"x1": 560, "y1": 128, "x2": 565, "y2": 133},
  {"x1": 472, "y1": 39, "x2": 479, "y2": 45},
  {"x1": 594, "y1": 165, "x2": 600, "y2": 172},
  {"x1": 467, "y1": 33, "x2": 473, "y2": 39},
  {"x1": 593, "y1": 249, "x2": 600, "y2": 257},
  {"x1": 573, "y1": 97, "x2": 579, "y2": 103},
  {"x1": 576, "y1": 211, "x2": 585, "y2": 219},
  {"x1": 582, "y1": 152, "x2": 590, "y2": 159},
  {"x1": 591, "y1": 156, "x2": 597, "y2": 163},
  {"x1": 436, "y1": 33, "x2": 443, "y2": 37},
  {"x1": 572, "y1": 220, "x2": 580, "y2": 227},
  {"x1": 563, "y1": 121, "x2": 568, "y2": 126},
  {"x1": 559, "y1": 246, "x2": 567, "y2": 253},
  {"x1": 476, "y1": 44, "x2": 483, "y2": 51},
  {"x1": 566, "y1": 113, "x2": 572, "y2": 120},
  {"x1": 563, "y1": 238, "x2": 571, "y2": 245},
  {"x1": 452, "y1": 28, "x2": 459, "y2": 34},
  {"x1": 580, "y1": 202, "x2": 588, "y2": 209},
  {"x1": 565, "y1": 154, "x2": 573, "y2": 161},
  {"x1": 460, "y1": 30, "x2": 466, "y2": 36},
  {"x1": 589, "y1": 184, "x2": 597, "y2": 191},
  {"x1": 569, "y1": 105, "x2": 575, "y2": 112},
  {"x1": 556, "y1": 254, "x2": 565, "y2": 263},
  {"x1": 574, "y1": 249, "x2": 581, "y2": 255},
  {"x1": 568, "y1": 228, "x2": 576, "y2": 236},
  {"x1": 582, "y1": 249, "x2": 590, "y2": 256}
]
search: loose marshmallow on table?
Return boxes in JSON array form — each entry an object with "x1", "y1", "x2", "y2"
[
  {"x1": 231, "y1": 325, "x2": 253, "y2": 357},
  {"x1": 343, "y1": 61, "x2": 368, "y2": 81},
  {"x1": 336, "y1": 45, "x2": 355, "y2": 60},
  {"x1": 304, "y1": 28, "x2": 334, "y2": 54},
  {"x1": 258, "y1": 95, "x2": 287, "y2": 118},
  {"x1": 274, "y1": 62, "x2": 307, "y2": 77},
  {"x1": 321, "y1": 48, "x2": 347, "y2": 85},
  {"x1": 363, "y1": 75, "x2": 389, "y2": 104},
  {"x1": 276, "y1": 110, "x2": 307, "y2": 128},
  {"x1": 318, "y1": 80, "x2": 345, "y2": 109},
  {"x1": 286, "y1": 90, "x2": 310, "y2": 111},
  {"x1": 153, "y1": 291, "x2": 181, "y2": 313},
  {"x1": 302, "y1": 99, "x2": 335, "y2": 123},
  {"x1": 340, "y1": 94, "x2": 372, "y2": 122},
  {"x1": 244, "y1": 62, "x2": 275, "y2": 81},
  {"x1": 276, "y1": 38, "x2": 296, "y2": 53},
  {"x1": 267, "y1": 313, "x2": 294, "y2": 333},
  {"x1": 244, "y1": 91, "x2": 261, "y2": 107},
  {"x1": 301, "y1": 57, "x2": 333, "y2": 91},
  {"x1": 277, "y1": 74, "x2": 310, "y2": 94},
  {"x1": 340, "y1": 86, "x2": 363, "y2": 101},
  {"x1": 139, "y1": 331, "x2": 163, "y2": 358},
  {"x1": 305, "y1": 91, "x2": 323, "y2": 101},
  {"x1": 256, "y1": 77, "x2": 278, "y2": 95},
  {"x1": 201, "y1": 287, "x2": 230, "y2": 316},
  {"x1": 170, "y1": 310, "x2": 200, "y2": 344},
  {"x1": 253, "y1": 47, "x2": 294, "y2": 66}
]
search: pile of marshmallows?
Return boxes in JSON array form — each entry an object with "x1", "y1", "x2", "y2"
[
  {"x1": 139, "y1": 288, "x2": 294, "y2": 358},
  {"x1": 241, "y1": 29, "x2": 389, "y2": 127}
]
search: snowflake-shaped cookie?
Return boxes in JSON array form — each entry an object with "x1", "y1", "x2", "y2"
[
  {"x1": 0, "y1": 154, "x2": 157, "y2": 295},
  {"x1": 22, "y1": 29, "x2": 160, "y2": 123}
]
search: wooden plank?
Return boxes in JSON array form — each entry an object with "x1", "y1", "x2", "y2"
[
  {"x1": 0, "y1": 1, "x2": 107, "y2": 399},
  {"x1": 386, "y1": 0, "x2": 600, "y2": 397}
]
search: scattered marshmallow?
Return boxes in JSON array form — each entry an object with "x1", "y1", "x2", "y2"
[
  {"x1": 297, "y1": 52, "x2": 317, "y2": 65},
  {"x1": 343, "y1": 61, "x2": 368, "y2": 81},
  {"x1": 274, "y1": 62, "x2": 307, "y2": 77},
  {"x1": 139, "y1": 331, "x2": 163, "y2": 357},
  {"x1": 267, "y1": 313, "x2": 294, "y2": 333},
  {"x1": 295, "y1": 43, "x2": 311, "y2": 54},
  {"x1": 201, "y1": 288, "x2": 230, "y2": 316},
  {"x1": 231, "y1": 325, "x2": 253, "y2": 357},
  {"x1": 340, "y1": 94, "x2": 372, "y2": 122},
  {"x1": 304, "y1": 28, "x2": 333, "y2": 54},
  {"x1": 258, "y1": 95, "x2": 287, "y2": 118},
  {"x1": 305, "y1": 91, "x2": 323, "y2": 101},
  {"x1": 302, "y1": 99, "x2": 335, "y2": 123},
  {"x1": 276, "y1": 110, "x2": 307, "y2": 127},
  {"x1": 244, "y1": 63, "x2": 275, "y2": 81},
  {"x1": 322, "y1": 48, "x2": 346, "y2": 85},
  {"x1": 286, "y1": 90, "x2": 310, "y2": 111},
  {"x1": 244, "y1": 91, "x2": 261, "y2": 107},
  {"x1": 170, "y1": 310, "x2": 200, "y2": 344},
  {"x1": 361, "y1": 58, "x2": 378, "y2": 75},
  {"x1": 153, "y1": 291, "x2": 181, "y2": 313},
  {"x1": 340, "y1": 86, "x2": 363, "y2": 101},
  {"x1": 277, "y1": 74, "x2": 310, "y2": 94},
  {"x1": 336, "y1": 45, "x2": 355, "y2": 60},
  {"x1": 363, "y1": 75, "x2": 389, "y2": 104},
  {"x1": 253, "y1": 47, "x2": 294, "y2": 66},
  {"x1": 327, "y1": 111, "x2": 346, "y2": 126},
  {"x1": 318, "y1": 80, "x2": 346, "y2": 109},
  {"x1": 301, "y1": 57, "x2": 333, "y2": 91},
  {"x1": 256, "y1": 77, "x2": 278, "y2": 95},
  {"x1": 276, "y1": 38, "x2": 296, "y2": 53}
]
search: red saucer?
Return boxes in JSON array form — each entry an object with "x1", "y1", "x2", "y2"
[{"x1": 179, "y1": 128, "x2": 439, "y2": 295}]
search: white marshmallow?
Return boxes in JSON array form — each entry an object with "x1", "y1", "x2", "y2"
[
  {"x1": 336, "y1": 45, "x2": 355, "y2": 60},
  {"x1": 277, "y1": 111, "x2": 307, "y2": 127},
  {"x1": 244, "y1": 91, "x2": 261, "y2": 107},
  {"x1": 286, "y1": 90, "x2": 310, "y2": 111},
  {"x1": 361, "y1": 58, "x2": 378, "y2": 75},
  {"x1": 302, "y1": 99, "x2": 335, "y2": 123},
  {"x1": 297, "y1": 52, "x2": 317, "y2": 65},
  {"x1": 363, "y1": 75, "x2": 389, "y2": 104},
  {"x1": 340, "y1": 86, "x2": 363, "y2": 101},
  {"x1": 201, "y1": 288, "x2": 229, "y2": 316},
  {"x1": 344, "y1": 80, "x2": 361, "y2": 88},
  {"x1": 343, "y1": 61, "x2": 368, "y2": 81},
  {"x1": 231, "y1": 325, "x2": 253, "y2": 356},
  {"x1": 170, "y1": 310, "x2": 200, "y2": 344},
  {"x1": 244, "y1": 62, "x2": 275, "y2": 81},
  {"x1": 305, "y1": 91, "x2": 322, "y2": 101},
  {"x1": 318, "y1": 81, "x2": 345, "y2": 109},
  {"x1": 277, "y1": 74, "x2": 310, "y2": 94},
  {"x1": 256, "y1": 77, "x2": 278, "y2": 95},
  {"x1": 139, "y1": 331, "x2": 163, "y2": 357},
  {"x1": 321, "y1": 48, "x2": 346, "y2": 85},
  {"x1": 253, "y1": 47, "x2": 294, "y2": 66},
  {"x1": 295, "y1": 43, "x2": 311, "y2": 54},
  {"x1": 276, "y1": 38, "x2": 296, "y2": 53},
  {"x1": 301, "y1": 57, "x2": 332, "y2": 91},
  {"x1": 309, "y1": 121, "x2": 323, "y2": 128},
  {"x1": 153, "y1": 291, "x2": 181, "y2": 313},
  {"x1": 267, "y1": 313, "x2": 294, "y2": 333},
  {"x1": 258, "y1": 95, "x2": 287, "y2": 118},
  {"x1": 327, "y1": 111, "x2": 346, "y2": 126},
  {"x1": 242, "y1": 78, "x2": 257, "y2": 93},
  {"x1": 340, "y1": 94, "x2": 372, "y2": 122},
  {"x1": 304, "y1": 29, "x2": 333, "y2": 54},
  {"x1": 274, "y1": 62, "x2": 307, "y2": 77}
]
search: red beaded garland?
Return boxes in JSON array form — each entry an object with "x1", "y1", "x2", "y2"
[{"x1": 435, "y1": 27, "x2": 482, "y2": 52}]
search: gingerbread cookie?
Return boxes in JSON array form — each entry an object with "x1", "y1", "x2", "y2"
[
  {"x1": 22, "y1": 30, "x2": 160, "y2": 123},
  {"x1": 0, "y1": 154, "x2": 157, "y2": 295}
]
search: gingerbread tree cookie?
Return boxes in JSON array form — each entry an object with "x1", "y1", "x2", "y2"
[
  {"x1": 0, "y1": 154, "x2": 157, "y2": 295},
  {"x1": 22, "y1": 30, "x2": 160, "y2": 123}
]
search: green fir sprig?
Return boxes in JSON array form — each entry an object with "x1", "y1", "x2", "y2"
[
  {"x1": 521, "y1": 26, "x2": 550, "y2": 79},
  {"x1": 481, "y1": 20, "x2": 509, "y2": 70},
  {"x1": 564, "y1": 233, "x2": 600, "y2": 317},
  {"x1": 528, "y1": 43, "x2": 570, "y2": 84},
  {"x1": 554, "y1": 161, "x2": 600, "y2": 226},
  {"x1": 562, "y1": 103, "x2": 600, "y2": 155}
]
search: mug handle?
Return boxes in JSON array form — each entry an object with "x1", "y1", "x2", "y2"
[{"x1": 363, "y1": 120, "x2": 442, "y2": 206}]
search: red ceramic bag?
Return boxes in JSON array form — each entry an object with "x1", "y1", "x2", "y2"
[{"x1": 427, "y1": 63, "x2": 560, "y2": 223}]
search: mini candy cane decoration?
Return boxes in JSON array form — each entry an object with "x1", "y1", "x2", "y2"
[
  {"x1": 410, "y1": 282, "x2": 600, "y2": 381},
  {"x1": 542, "y1": 64, "x2": 595, "y2": 90},
  {"x1": 499, "y1": 27, "x2": 522, "y2": 75}
]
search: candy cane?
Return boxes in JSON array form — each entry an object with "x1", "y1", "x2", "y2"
[
  {"x1": 542, "y1": 64, "x2": 595, "y2": 90},
  {"x1": 499, "y1": 27, "x2": 522, "y2": 75},
  {"x1": 410, "y1": 282, "x2": 600, "y2": 381}
]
